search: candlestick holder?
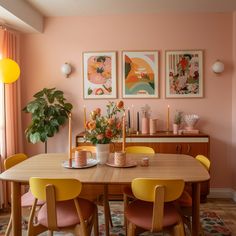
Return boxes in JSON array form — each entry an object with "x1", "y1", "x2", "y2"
[{"x1": 136, "y1": 130, "x2": 140, "y2": 135}]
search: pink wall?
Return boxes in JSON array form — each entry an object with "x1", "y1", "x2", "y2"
[
  {"x1": 20, "y1": 13, "x2": 233, "y2": 188},
  {"x1": 0, "y1": 30, "x2": 3, "y2": 57},
  {"x1": 232, "y1": 13, "x2": 236, "y2": 191}
]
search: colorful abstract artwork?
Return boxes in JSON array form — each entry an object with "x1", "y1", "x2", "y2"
[
  {"x1": 122, "y1": 51, "x2": 159, "y2": 98},
  {"x1": 165, "y1": 50, "x2": 203, "y2": 98},
  {"x1": 83, "y1": 52, "x2": 117, "y2": 99}
]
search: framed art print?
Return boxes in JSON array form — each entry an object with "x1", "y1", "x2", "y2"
[
  {"x1": 83, "y1": 51, "x2": 117, "y2": 99},
  {"x1": 122, "y1": 51, "x2": 159, "y2": 98},
  {"x1": 165, "y1": 50, "x2": 203, "y2": 98}
]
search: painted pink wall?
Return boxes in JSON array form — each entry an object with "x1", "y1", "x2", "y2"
[
  {"x1": 20, "y1": 13, "x2": 233, "y2": 188},
  {"x1": 232, "y1": 12, "x2": 236, "y2": 191}
]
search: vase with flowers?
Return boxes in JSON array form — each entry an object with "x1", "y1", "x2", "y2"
[{"x1": 85, "y1": 101, "x2": 124, "y2": 164}]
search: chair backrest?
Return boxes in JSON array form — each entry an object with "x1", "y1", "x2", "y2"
[
  {"x1": 4, "y1": 153, "x2": 28, "y2": 170},
  {"x1": 132, "y1": 178, "x2": 184, "y2": 202},
  {"x1": 196, "y1": 155, "x2": 210, "y2": 171},
  {"x1": 72, "y1": 145, "x2": 96, "y2": 153},
  {"x1": 29, "y1": 178, "x2": 82, "y2": 201},
  {"x1": 125, "y1": 146, "x2": 155, "y2": 154},
  {"x1": 29, "y1": 178, "x2": 83, "y2": 231},
  {"x1": 131, "y1": 178, "x2": 184, "y2": 232}
]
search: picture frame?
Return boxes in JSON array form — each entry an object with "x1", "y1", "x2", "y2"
[
  {"x1": 83, "y1": 51, "x2": 117, "y2": 99},
  {"x1": 122, "y1": 51, "x2": 159, "y2": 98},
  {"x1": 165, "y1": 50, "x2": 203, "y2": 98}
]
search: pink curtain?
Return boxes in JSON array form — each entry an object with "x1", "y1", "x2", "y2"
[{"x1": 0, "y1": 30, "x2": 23, "y2": 208}]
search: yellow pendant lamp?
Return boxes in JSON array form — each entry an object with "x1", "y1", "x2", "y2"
[{"x1": 0, "y1": 58, "x2": 20, "y2": 83}]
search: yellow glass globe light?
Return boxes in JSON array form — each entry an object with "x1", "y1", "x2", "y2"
[{"x1": 0, "y1": 58, "x2": 20, "y2": 83}]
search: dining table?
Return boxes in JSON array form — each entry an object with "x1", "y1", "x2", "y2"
[{"x1": 0, "y1": 152, "x2": 210, "y2": 236}]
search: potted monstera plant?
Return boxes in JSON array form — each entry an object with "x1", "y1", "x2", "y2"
[{"x1": 23, "y1": 88, "x2": 73, "y2": 153}]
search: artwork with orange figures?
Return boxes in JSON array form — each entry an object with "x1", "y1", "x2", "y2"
[
  {"x1": 83, "y1": 52, "x2": 117, "y2": 99},
  {"x1": 122, "y1": 51, "x2": 159, "y2": 98}
]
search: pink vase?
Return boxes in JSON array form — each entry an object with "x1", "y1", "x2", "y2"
[
  {"x1": 142, "y1": 117, "x2": 149, "y2": 134},
  {"x1": 149, "y1": 119, "x2": 157, "y2": 134}
]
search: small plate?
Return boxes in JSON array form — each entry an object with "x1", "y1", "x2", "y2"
[
  {"x1": 106, "y1": 159, "x2": 137, "y2": 168},
  {"x1": 62, "y1": 159, "x2": 98, "y2": 169}
]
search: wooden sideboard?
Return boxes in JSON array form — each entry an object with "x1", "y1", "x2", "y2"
[{"x1": 76, "y1": 131, "x2": 210, "y2": 201}]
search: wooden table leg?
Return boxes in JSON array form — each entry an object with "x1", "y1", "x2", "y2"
[
  {"x1": 103, "y1": 184, "x2": 110, "y2": 236},
  {"x1": 11, "y1": 182, "x2": 22, "y2": 236},
  {"x1": 192, "y1": 182, "x2": 200, "y2": 236}
]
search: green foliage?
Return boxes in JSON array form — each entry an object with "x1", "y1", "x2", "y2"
[
  {"x1": 174, "y1": 110, "x2": 183, "y2": 125},
  {"x1": 23, "y1": 88, "x2": 73, "y2": 144}
]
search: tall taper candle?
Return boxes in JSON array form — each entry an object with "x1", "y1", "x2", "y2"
[
  {"x1": 68, "y1": 113, "x2": 72, "y2": 167},
  {"x1": 131, "y1": 104, "x2": 134, "y2": 132},
  {"x1": 127, "y1": 108, "x2": 131, "y2": 129},
  {"x1": 83, "y1": 105, "x2": 86, "y2": 130},
  {"x1": 137, "y1": 111, "x2": 140, "y2": 132},
  {"x1": 122, "y1": 113, "x2": 126, "y2": 152},
  {"x1": 167, "y1": 105, "x2": 170, "y2": 132}
]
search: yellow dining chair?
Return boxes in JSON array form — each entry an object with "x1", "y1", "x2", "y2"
[
  {"x1": 4, "y1": 153, "x2": 44, "y2": 236},
  {"x1": 123, "y1": 146, "x2": 155, "y2": 228},
  {"x1": 71, "y1": 145, "x2": 96, "y2": 154},
  {"x1": 125, "y1": 178, "x2": 185, "y2": 236},
  {"x1": 178, "y1": 155, "x2": 211, "y2": 233},
  {"x1": 27, "y1": 177, "x2": 98, "y2": 236}
]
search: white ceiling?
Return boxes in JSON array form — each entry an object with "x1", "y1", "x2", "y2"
[
  {"x1": 26, "y1": 0, "x2": 236, "y2": 16},
  {"x1": 1, "y1": 0, "x2": 236, "y2": 33}
]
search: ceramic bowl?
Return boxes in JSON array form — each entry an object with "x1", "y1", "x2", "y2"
[{"x1": 184, "y1": 114, "x2": 199, "y2": 130}]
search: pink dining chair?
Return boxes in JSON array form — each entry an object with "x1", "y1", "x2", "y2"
[
  {"x1": 4, "y1": 153, "x2": 44, "y2": 236},
  {"x1": 27, "y1": 177, "x2": 98, "y2": 236}
]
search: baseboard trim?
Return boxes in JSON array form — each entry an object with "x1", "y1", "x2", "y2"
[{"x1": 208, "y1": 188, "x2": 235, "y2": 200}]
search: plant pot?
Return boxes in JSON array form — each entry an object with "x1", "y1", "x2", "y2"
[
  {"x1": 173, "y1": 124, "x2": 179, "y2": 135},
  {"x1": 96, "y1": 143, "x2": 110, "y2": 164}
]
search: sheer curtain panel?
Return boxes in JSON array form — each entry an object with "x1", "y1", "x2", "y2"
[{"x1": 0, "y1": 29, "x2": 23, "y2": 208}]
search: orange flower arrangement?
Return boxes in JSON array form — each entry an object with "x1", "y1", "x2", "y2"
[{"x1": 85, "y1": 101, "x2": 124, "y2": 144}]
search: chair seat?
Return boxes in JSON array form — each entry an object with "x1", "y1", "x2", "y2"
[
  {"x1": 125, "y1": 200, "x2": 180, "y2": 231},
  {"x1": 38, "y1": 198, "x2": 96, "y2": 228},
  {"x1": 178, "y1": 190, "x2": 192, "y2": 207},
  {"x1": 123, "y1": 185, "x2": 135, "y2": 198},
  {"x1": 21, "y1": 190, "x2": 44, "y2": 207}
]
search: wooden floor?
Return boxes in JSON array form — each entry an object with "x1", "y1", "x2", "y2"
[{"x1": 201, "y1": 198, "x2": 236, "y2": 235}]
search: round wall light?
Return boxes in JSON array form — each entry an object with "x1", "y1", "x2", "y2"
[
  {"x1": 61, "y1": 62, "x2": 72, "y2": 78},
  {"x1": 212, "y1": 60, "x2": 224, "y2": 74}
]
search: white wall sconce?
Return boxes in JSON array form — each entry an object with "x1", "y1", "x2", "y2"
[
  {"x1": 61, "y1": 62, "x2": 72, "y2": 78},
  {"x1": 212, "y1": 60, "x2": 224, "y2": 74}
]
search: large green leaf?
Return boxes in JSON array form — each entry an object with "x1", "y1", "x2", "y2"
[{"x1": 30, "y1": 132, "x2": 41, "y2": 144}]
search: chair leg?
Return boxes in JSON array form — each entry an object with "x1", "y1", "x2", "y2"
[
  {"x1": 123, "y1": 193, "x2": 129, "y2": 232},
  {"x1": 93, "y1": 207, "x2": 99, "y2": 236},
  {"x1": 173, "y1": 221, "x2": 185, "y2": 236},
  {"x1": 5, "y1": 214, "x2": 12, "y2": 236},
  {"x1": 48, "y1": 230, "x2": 53, "y2": 236},
  {"x1": 108, "y1": 202, "x2": 113, "y2": 227},
  {"x1": 127, "y1": 221, "x2": 136, "y2": 236}
]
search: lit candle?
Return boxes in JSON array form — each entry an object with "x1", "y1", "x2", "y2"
[
  {"x1": 83, "y1": 105, "x2": 86, "y2": 130},
  {"x1": 131, "y1": 104, "x2": 134, "y2": 132},
  {"x1": 68, "y1": 113, "x2": 72, "y2": 167},
  {"x1": 127, "y1": 108, "x2": 131, "y2": 129},
  {"x1": 167, "y1": 105, "x2": 170, "y2": 132},
  {"x1": 122, "y1": 113, "x2": 126, "y2": 152}
]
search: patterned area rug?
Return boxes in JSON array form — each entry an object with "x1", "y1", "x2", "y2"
[{"x1": 0, "y1": 202, "x2": 231, "y2": 236}]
